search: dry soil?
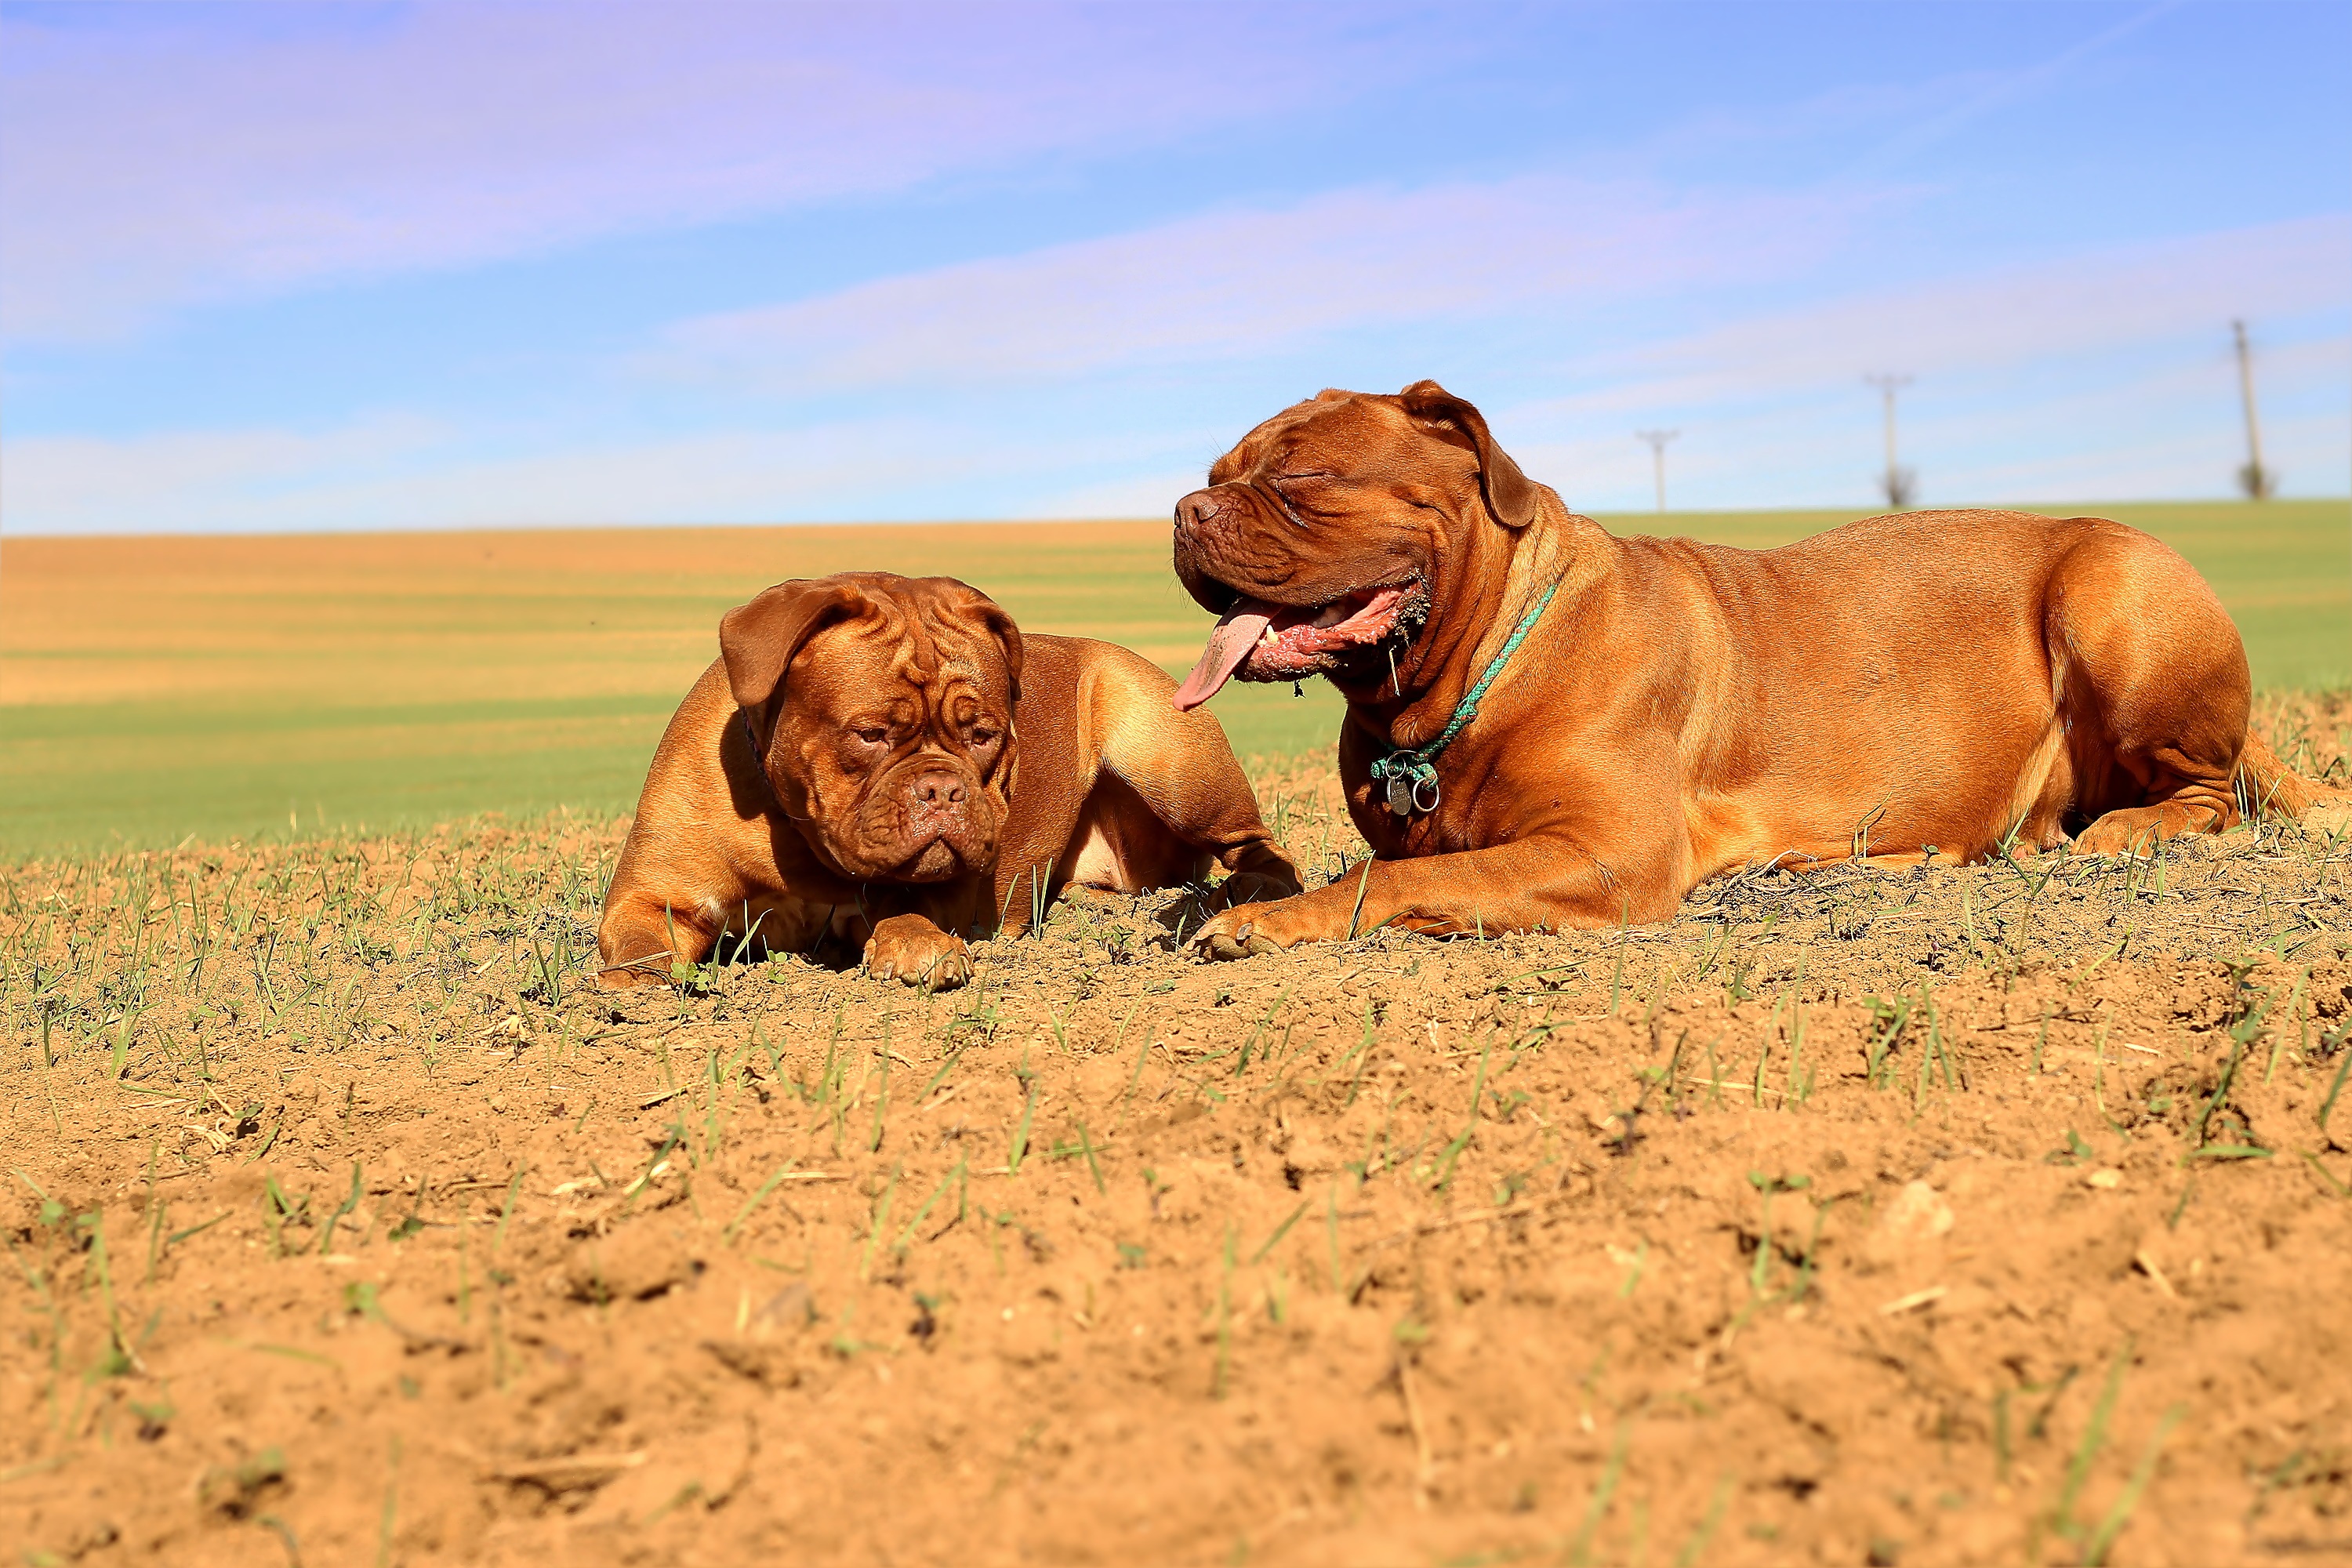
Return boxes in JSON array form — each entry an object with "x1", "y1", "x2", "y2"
[{"x1": 5, "y1": 699, "x2": 2351, "y2": 1567}]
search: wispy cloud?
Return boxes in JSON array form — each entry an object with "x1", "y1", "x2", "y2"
[
  {"x1": 0, "y1": 412, "x2": 1200, "y2": 535},
  {"x1": 1526, "y1": 214, "x2": 2351, "y2": 417},
  {"x1": 1841, "y1": 0, "x2": 2189, "y2": 179},
  {"x1": 652, "y1": 176, "x2": 1886, "y2": 391},
  {"x1": 2, "y1": 416, "x2": 448, "y2": 532},
  {"x1": 0, "y1": 2, "x2": 1430, "y2": 341},
  {"x1": 1498, "y1": 234, "x2": 2351, "y2": 514}
]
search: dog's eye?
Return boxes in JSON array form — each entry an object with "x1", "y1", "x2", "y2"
[
  {"x1": 1269, "y1": 474, "x2": 1336, "y2": 524},
  {"x1": 970, "y1": 728, "x2": 998, "y2": 748},
  {"x1": 852, "y1": 726, "x2": 888, "y2": 745}
]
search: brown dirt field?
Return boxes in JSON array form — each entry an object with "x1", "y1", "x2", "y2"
[{"x1": 6, "y1": 703, "x2": 2352, "y2": 1567}]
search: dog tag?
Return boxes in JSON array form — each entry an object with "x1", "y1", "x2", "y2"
[{"x1": 1387, "y1": 772, "x2": 1414, "y2": 815}]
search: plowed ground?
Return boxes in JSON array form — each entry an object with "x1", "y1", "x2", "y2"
[{"x1": 6, "y1": 697, "x2": 2351, "y2": 1567}]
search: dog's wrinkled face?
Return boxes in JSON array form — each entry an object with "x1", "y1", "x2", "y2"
[
  {"x1": 1170, "y1": 381, "x2": 1538, "y2": 709},
  {"x1": 720, "y1": 573, "x2": 1020, "y2": 884}
]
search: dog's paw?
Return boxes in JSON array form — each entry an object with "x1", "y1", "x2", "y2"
[
  {"x1": 595, "y1": 954, "x2": 677, "y2": 993},
  {"x1": 1189, "y1": 906, "x2": 1285, "y2": 962},
  {"x1": 864, "y1": 916, "x2": 971, "y2": 992}
]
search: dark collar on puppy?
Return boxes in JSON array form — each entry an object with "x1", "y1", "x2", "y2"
[{"x1": 740, "y1": 709, "x2": 783, "y2": 810}]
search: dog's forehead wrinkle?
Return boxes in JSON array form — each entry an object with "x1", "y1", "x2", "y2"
[
  {"x1": 923, "y1": 674, "x2": 989, "y2": 734},
  {"x1": 1246, "y1": 399, "x2": 1423, "y2": 485},
  {"x1": 913, "y1": 595, "x2": 982, "y2": 650},
  {"x1": 803, "y1": 604, "x2": 906, "y2": 679},
  {"x1": 934, "y1": 669, "x2": 987, "y2": 714},
  {"x1": 899, "y1": 604, "x2": 1009, "y2": 695}
]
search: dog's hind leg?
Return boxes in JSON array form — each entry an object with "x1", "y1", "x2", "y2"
[
  {"x1": 1059, "y1": 769, "x2": 1212, "y2": 894},
  {"x1": 1080, "y1": 644, "x2": 1302, "y2": 902},
  {"x1": 2048, "y1": 521, "x2": 2251, "y2": 855}
]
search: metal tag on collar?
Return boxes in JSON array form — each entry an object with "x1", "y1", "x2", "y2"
[{"x1": 1386, "y1": 771, "x2": 1414, "y2": 816}]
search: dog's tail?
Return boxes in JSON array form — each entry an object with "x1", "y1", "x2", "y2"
[{"x1": 2236, "y1": 732, "x2": 2350, "y2": 823}]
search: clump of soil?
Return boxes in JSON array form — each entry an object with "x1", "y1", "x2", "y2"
[{"x1": 4, "y1": 764, "x2": 2349, "y2": 1566}]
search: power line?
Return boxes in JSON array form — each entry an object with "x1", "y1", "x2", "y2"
[{"x1": 1634, "y1": 430, "x2": 1679, "y2": 513}]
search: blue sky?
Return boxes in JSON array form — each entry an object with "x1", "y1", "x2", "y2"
[{"x1": 2, "y1": 0, "x2": 2345, "y2": 534}]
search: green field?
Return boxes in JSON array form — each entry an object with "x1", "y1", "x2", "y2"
[{"x1": 2, "y1": 499, "x2": 2343, "y2": 855}]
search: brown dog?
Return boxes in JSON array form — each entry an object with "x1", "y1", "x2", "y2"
[
  {"x1": 1172, "y1": 380, "x2": 2335, "y2": 956},
  {"x1": 599, "y1": 571, "x2": 1299, "y2": 989}
]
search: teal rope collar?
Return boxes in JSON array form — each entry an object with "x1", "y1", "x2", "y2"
[{"x1": 1366, "y1": 580, "x2": 1559, "y2": 816}]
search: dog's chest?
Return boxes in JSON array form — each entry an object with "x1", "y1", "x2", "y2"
[{"x1": 710, "y1": 891, "x2": 864, "y2": 950}]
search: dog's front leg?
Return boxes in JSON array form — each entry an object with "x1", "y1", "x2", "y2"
[
  {"x1": 1188, "y1": 836, "x2": 1677, "y2": 956},
  {"x1": 597, "y1": 891, "x2": 721, "y2": 988}
]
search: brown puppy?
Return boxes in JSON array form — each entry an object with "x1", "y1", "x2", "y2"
[
  {"x1": 600, "y1": 571, "x2": 1298, "y2": 989},
  {"x1": 1173, "y1": 381, "x2": 2336, "y2": 956}
]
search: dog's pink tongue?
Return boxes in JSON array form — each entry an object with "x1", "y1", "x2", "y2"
[{"x1": 1172, "y1": 603, "x2": 1276, "y2": 712}]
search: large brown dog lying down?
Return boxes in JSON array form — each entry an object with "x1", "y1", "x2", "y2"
[
  {"x1": 599, "y1": 571, "x2": 1298, "y2": 989},
  {"x1": 1173, "y1": 380, "x2": 2336, "y2": 957}
]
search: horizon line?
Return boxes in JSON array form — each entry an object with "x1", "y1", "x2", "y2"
[{"x1": 4, "y1": 493, "x2": 2346, "y2": 546}]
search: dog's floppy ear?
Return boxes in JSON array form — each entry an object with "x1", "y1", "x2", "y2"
[
  {"x1": 947, "y1": 585, "x2": 1024, "y2": 706},
  {"x1": 719, "y1": 577, "x2": 871, "y2": 715},
  {"x1": 1397, "y1": 379, "x2": 1539, "y2": 529}
]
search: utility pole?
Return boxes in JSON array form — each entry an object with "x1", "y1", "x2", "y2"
[
  {"x1": 2232, "y1": 319, "x2": 2274, "y2": 499},
  {"x1": 1634, "y1": 430, "x2": 1678, "y2": 513},
  {"x1": 1864, "y1": 373, "x2": 1916, "y2": 510}
]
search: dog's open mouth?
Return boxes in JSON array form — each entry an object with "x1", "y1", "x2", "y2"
[{"x1": 1172, "y1": 583, "x2": 1416, "y2": 711}]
